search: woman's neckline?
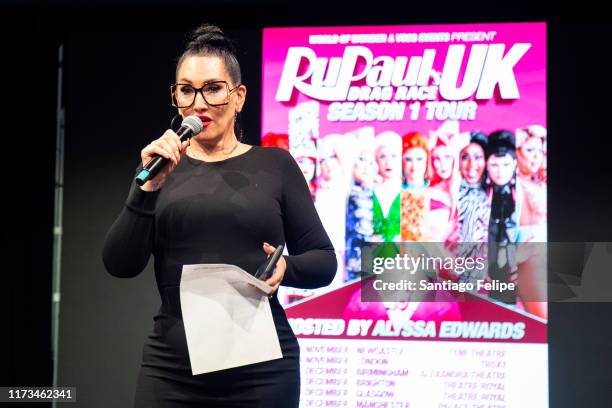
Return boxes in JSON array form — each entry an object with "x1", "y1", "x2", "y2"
[{"x1": 185, "y1": 144, "x2": 257, "y2": 165}]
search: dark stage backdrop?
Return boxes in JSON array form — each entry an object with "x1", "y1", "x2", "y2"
[{"x1": 55, "y1": 18, "x2": 612, "y2": 408}]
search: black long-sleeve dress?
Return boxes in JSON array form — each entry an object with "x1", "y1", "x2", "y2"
[{"x1": 102, "y1": 146, "x2": 336, "y2": 407}]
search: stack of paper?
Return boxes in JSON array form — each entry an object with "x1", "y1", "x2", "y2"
[{"x1": 180, "y1": 264, "x2": 282, "y2": 375}]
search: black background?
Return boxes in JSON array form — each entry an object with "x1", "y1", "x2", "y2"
[{"x1": 2, "y1": 0, "x2": 611, "y2": 406}]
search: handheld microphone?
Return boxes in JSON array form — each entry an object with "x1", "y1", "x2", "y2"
[
  {"x1": 255, "y1": 244, "x2": 285, "y2": 281},
  {"x1": 135, "y1": 116, "x2": 203, "y2": 186}
]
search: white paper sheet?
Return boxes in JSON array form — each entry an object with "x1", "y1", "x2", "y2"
[{"x1": 179, "y1": 264, "x2": 283, "y2": 375}]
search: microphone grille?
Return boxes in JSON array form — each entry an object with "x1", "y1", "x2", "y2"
[{"x1": 182, "y1": 115, "x2": 203, "y2": 135}]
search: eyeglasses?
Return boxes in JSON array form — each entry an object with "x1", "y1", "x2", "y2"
[{"x1": 170, "y1": 81, "x2": 240, "y2": 108}]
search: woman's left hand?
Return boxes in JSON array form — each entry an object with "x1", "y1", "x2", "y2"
[{"x1": 262, "y1": 242, "x2": 286, "y2": 295}]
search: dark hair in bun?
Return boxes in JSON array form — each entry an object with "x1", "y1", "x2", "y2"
[
  {"x1": 469, "y1": 131, "x2": 488, "y2": 153},
  {"x1": 177, "y1": 24, "x2": 242, "y2": 86},
  {"x1": 486, "y1": 130, "x2": 516, "y2": 159}
]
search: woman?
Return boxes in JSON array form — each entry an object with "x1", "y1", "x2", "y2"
[
  {"x1": 102, "y1": 24, "x2": 336, "y2": 407},
  {"x1": 372, "y1": 131, "x2": 402, "y2": 243},
  {"x1": 427, "y1": 121, "x2": 464, "y2": 242},
  {"x1": 515, "y1": 125, "x2": 548, "y2": 318},
  {"x1": 290, "y1": 137, "x2": 318, "y2": 199},
  {"x1": 430, "y1": 140, "x2": 455, "y2": 187},
  {"x1": 315, "y1": 133, "x2": 350, "y2": 288},
  {"x1": 400, "y1": 132, "x2": 430, "y2": 242},
  {"x1": 370, "y1": 131, "x2": 402, "y2": 263},
  {"x1": 485, "y1": 130, "x2": 521, "y2": 304},
  {"x1": 516, "y1": 125, "x2": 547, "y2": 242},
  {"x1": 486, "y1": 131, "x2": 520, "y2": 242},
  {"x1": 485, "y1": 130, "x2": 547, "y2": 319},
  {"x1": 345, "y1": 130, "x2": 377, "y2": 281},
  {"x1": 457, "y1": 131, "x2": 489, "y2": 243},
  {"x1": 452, "y1": 132, "x2": 490, "y2": 284},
  {"x1": 428, "y1": 141, "x2": 457, "y2": 242}
]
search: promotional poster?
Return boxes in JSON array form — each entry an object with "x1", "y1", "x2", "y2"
[{"x1": 262, "y1": 23, "x2": 547, "y2": 407}]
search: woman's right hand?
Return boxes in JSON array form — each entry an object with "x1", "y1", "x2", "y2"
[{"x1": 140, "y1": 129, "x2": 189, "y2": 191}]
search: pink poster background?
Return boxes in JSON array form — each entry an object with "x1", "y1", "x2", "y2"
[
  {"x1": 262, "y1": 22, "x2": 546, "y2": 136},
  {"x1": 262, "y1": 21, "x2": 547, "y2": 333},
  {"x1": 286, "y1": 280, "x2": 547, "y2": 343},
  {"x1": 262, "y1": 24, "x2": 548, "y2": 405}
]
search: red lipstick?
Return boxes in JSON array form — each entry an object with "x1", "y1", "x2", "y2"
[{"x1": 198, "y1": 115, "x2": 212, "y2": 127}]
